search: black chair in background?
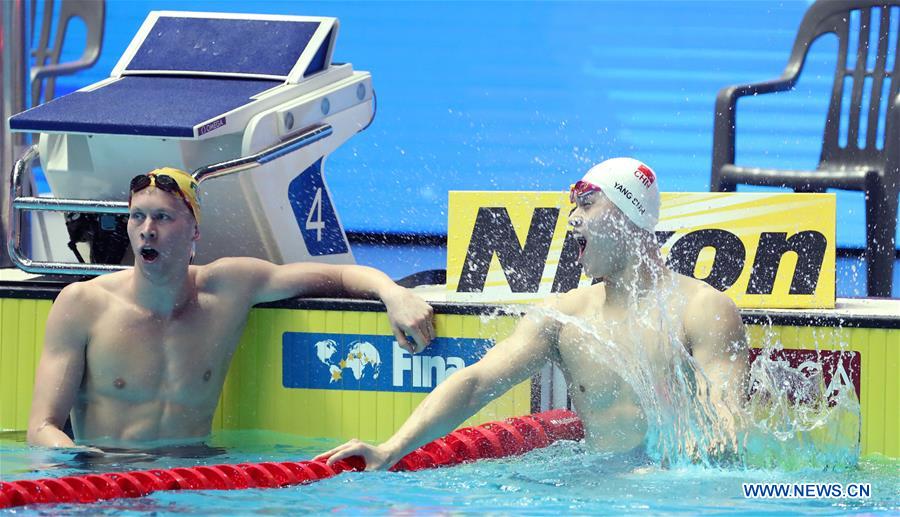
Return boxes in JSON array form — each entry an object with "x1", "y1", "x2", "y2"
[{"x1": 711, "y1": 0, "x2": 899, "y2": 297}]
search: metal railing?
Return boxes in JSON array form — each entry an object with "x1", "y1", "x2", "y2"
[
  {"x1": 2, "y1": 0, "x2": 30, "y2": 268},
  {"x1": 7, "y1": 123, "x2": 333, "y2": 276}
]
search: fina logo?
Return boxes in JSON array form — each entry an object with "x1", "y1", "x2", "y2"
[
  {"x1": 283, "y1": 333, "x2": 489, "y2": 393},
  {"x1": 392, "y1": 342, "x2": 465, "y2": 388}
]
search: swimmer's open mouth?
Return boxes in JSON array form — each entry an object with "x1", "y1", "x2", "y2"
[
  {"x1": 575, "y1": 235, "x2": 587, "y2": 258},
  {"x1": 140, "y1": 247, "x2": 159, "y2": 262}
]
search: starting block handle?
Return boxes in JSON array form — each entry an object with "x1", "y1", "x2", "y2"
[{"x1": 192, "y1": 123, "x2": 331, "y2": 184}]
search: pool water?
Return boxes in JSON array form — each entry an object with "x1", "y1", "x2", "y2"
[{"x1": 1, "y1": 431, "x2": 897, "y2": 515}]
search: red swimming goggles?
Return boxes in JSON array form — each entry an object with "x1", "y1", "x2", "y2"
[{"x1": 569, "y1": 180, "x2": 602, "y2": 203}]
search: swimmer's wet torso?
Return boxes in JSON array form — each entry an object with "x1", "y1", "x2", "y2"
[
  {"x1": 71, "y1": 267, "x2": 253, "y2": 446},
  {"x1": 555, "y1": 283, "x2": 677, "y2": 453},
  {"x1": 553, "y1": 274, "x2": 736, "y2": 455}
]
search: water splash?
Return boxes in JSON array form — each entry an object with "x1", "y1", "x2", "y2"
[
  {"x1": 744, "y1": 339, "x2": 861, "y2": 470},
  {"x1": 498, "y1": 271, "x2": 860, "y2": 470},
  {"x1": 522, "y1": 302, "x2": 736, "y2": 468}
]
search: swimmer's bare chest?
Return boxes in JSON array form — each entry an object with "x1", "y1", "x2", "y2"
[
  {"x1": 556, "y1": 312, "x2": 646, "y2": 409},
  {"x1": 80, "y1": 293, "x2": 248, "y2": 410},
  {"x1": 554, "y1": 300, "x2": 689, "y2": 449}
]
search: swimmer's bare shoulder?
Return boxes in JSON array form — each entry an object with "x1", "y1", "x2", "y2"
[
  {"x1": 547, "y1": 281, "x2": 605, "y2": 318},
  {"x1": 45, "y1": 275, "x2": 120, "y2": 353},
  {"x1": 677, "y1": 274, "x2": 742, "y2": 333},
  {"x1": 189, "y1": 257, "x2": 243, "y2": 288},
  {"x1": 141, "y1": 258, "x2": 253, "y2": 315},
  {"x1": 188, "y1": 256, "x2": 309, "y2": 306},
  {"x1": 676, "y1": 274, "x2": 749, "y2": 437},
  {"x1": 51, "y1": 281, "x2": 94, "y2": 327},
  {"x1": 54, "y1": 273, "x2": 122, "y2": 324},
  {"x1": 190, "y1": 256, "x2": 276, "y2": 296},
  {"x1": 522, "y1": 283, "x2": 604, "y2": 347}
]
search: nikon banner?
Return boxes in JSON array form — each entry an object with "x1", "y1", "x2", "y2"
[{"x1": 446, "y1": 192, "x2": 836, "y2": 309}]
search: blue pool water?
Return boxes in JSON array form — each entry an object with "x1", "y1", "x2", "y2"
[{"x1": 1, "y1": 431, "x2": 897, "y2": 515}]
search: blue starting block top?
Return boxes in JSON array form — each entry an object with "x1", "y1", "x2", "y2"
[
  {"x1": 8, "y1": 12, "x2": 338, "y2": 138},
  {"x1": 125, "y1": 17, "x2": 329, "y2": 78},
  {"x1": 9, "y1": 76, "x2": 281, "y2": 138}
]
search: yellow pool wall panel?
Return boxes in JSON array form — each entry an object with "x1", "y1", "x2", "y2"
[
  {"x1": 1, "y1": 296, "x2": 897, "y2": 458},
  {"x1": 0, "y1": 298, "x2": 50, "y2": 433},
  {"x1": 211, "y1": 307, "x2": 529, "y2": 443}
]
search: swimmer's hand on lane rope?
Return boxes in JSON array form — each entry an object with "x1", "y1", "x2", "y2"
[
  {"x1": 380, "y1": 286, "x2": 435, "y2": 354},
  {"x1": 314, "y1": 439, "x2": 395, "y2": 471}
]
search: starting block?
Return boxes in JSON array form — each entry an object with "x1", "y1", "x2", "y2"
[{"x1": 8, "y1": 11, "x2": 374, "y2": 272}]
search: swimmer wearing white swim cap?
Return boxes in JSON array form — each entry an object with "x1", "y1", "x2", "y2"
[
  {"x1": 567, "y1": 157, "x2": 661, "y2": 282},
  {"x1": 319, "y1": 158, "x2": 752, "y2": 470},
  {"x1": 572, "y1": 157, "x2": 660, "y2": 231}
]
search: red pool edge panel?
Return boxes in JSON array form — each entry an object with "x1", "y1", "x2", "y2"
[{"x1": 0, "y1": 409, "x2": 583, "y2": 509}]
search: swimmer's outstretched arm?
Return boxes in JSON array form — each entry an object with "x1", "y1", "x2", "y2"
[
  {"x1": 28, "y1": 283, "x2": 91, "y2": 448},
  {"x1": 315, "y1": 307, "x2": 558, "y2": 470},
  {"x1": 213, "y1": 258, "x2": 434, "y2": 353}
]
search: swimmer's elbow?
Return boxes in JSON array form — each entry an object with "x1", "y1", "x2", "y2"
[{"x1": 26, "y1": 419, "x2": 61, "y2": 447}]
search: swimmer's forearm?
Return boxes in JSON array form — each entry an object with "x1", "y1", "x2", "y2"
[
  {"x1": 27, "y1": 422, "x2": 76, "y2": 448},
  {"x1": 380, "y1": 369, "x2": 486, "y2": 464},
  {"x1": 337, "y1": 265, "x2": 403, "y2": 300}
]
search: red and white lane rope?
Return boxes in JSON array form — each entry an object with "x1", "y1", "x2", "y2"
[{"x1": 0, "y1": 410, "x2": 584, "y2": 509}]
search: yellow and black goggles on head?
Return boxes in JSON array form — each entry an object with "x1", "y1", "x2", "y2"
[{"x1": 128, "y1": 168, "x2": 201, "y2": 224}]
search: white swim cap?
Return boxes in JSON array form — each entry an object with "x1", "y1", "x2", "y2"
[{"x1": 577, "y1": 157, "x2": 660, "y2": 231}]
